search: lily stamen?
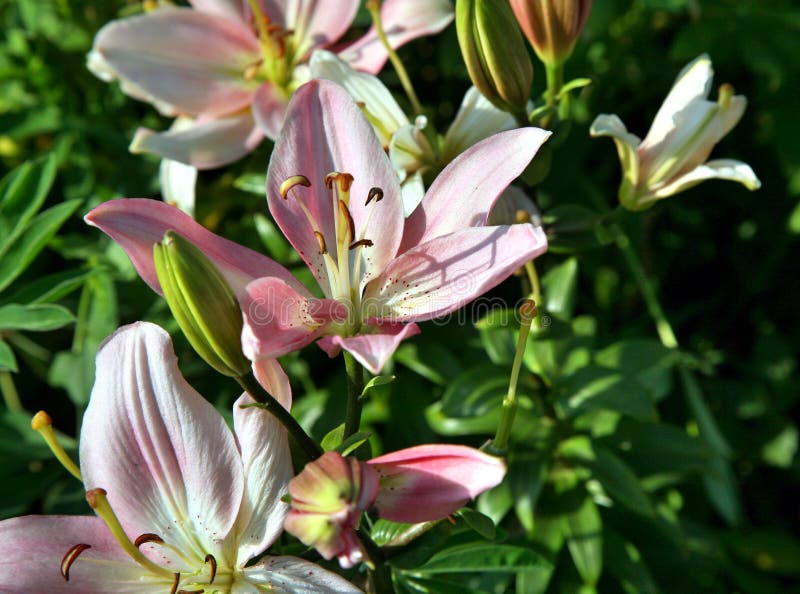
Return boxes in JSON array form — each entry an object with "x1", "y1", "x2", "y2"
[
  {"x1": 31, "y1": 411, "x2": 82, "y2": 481},
  {"x1": 205, "y1": 554, "x2": 217, "y2": 584},
  {"x1": 134, "y1": 533, "x2": 164, "y2": 548},
  {"x1": 60, "y1": 543, "x2": 91, "y2": 581}
]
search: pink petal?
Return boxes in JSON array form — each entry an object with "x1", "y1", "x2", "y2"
[
  {"x1": 130, "y1": 111, "x2": 263, "y2": 169},
  {"x1": 189, "y1": 0, "x2": 249, "y2": 24},
  {"x1": 368, "y1": 445, "x2": 506, "y2": 523},
  {"x1": 316, "y1": 322, "x2": 420, "y2": 375},
  {"x1": 0, "y1": 516, "x2": 147, "y2": 593},
  {"x1": 92, "y1": 8, "x2": 259, "y2": 117},
  {"x1": 400, "y1": 127, "x2": 551, "y2": 252},
  {"x1": 267, "y1": 80, "x2": 403, "y2": 296},
  {"x1": 79, "y1": 322, "x2": 244, "y2": 560},
  {"x1": 252, "y1": 83, "x2": 291, "y2": 140},
  {"x1": 232, "y1": 394, "x2": 293, "y2": 566},
  {"x1": 367, "y1": 224, "x2": 548, "y2": 322},
  {"x1": 240, "y1": 556, "x2": 362, "y2": 592},
  {"x1": 241, "y1": 276, "x2": 348, "y2": 360},
  {"x1": 339, "y1": 0, "x2": 454, "y2": 74},
  {"x1": 275, "y1": 0, "x2": 360, "y2": 61},
  {"x1": 252, "y1": 357, "x2": 293, "y2": 410},
  {"x1": 85, "y1": 198, "x2": 304, "y2": 297}
]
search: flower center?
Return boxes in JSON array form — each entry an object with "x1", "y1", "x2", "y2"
[
  {"x1": 280, "y1": 173, "x2": 384, "y2": 332},
  {"x1": 244, "y1": 1, "x2": 295, "y2": 91}
]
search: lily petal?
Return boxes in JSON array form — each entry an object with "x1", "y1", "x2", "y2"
[
  {"x1": 189, "y1": 0, "x2": 249, "y2": 24},
  {"x1": 232, "y1": 394, "x2": 293, "y2": 566},
  {"x1": 278, "y1": 0, "x2": 360, "y2": 62},
  {"x1": 130, "y1": 111, "x2": 263, "y2": 169},
  {"x1": 368, "y1": 444, "x2": 506, "y2": 523},
  {"x1": 239, "y1": 556, "x2": 362, "y2": 593},
  {"x1": 86, "y1": 198, "x2": 303, "y2": 297},
  {"x1": 242, "y1": 276, "x2": 348, "y2": 360},
  {"x1": 589, "y1": 114, "x2": 641, "y2": 207},
  {"x1": 401, "y1": 128, "x2": 550, "y2": 251},
  {"x1": 316, "y1": 322, "x2": 421, "y2": 374},
  {"x1": 309, "y1": 49, "x2": 409, "y2": 148},
  {"x1": 159, "y1": 158, "x2": 197, "y2": 218},
  {"x1": 267, "y1": 80, "x2": 403, "y2": 295},
  {"x1": 252, "y1": 83, "x2": 291, "y2": 140},
  {"x1": 369, "y1": 224, "x2": 547, "y2": 322},
  {"x1": 339, "y1": 0, "x2": 454, "y2": 74},
  {"x1": 252, "y1": 357, "x2": 293, "y2": 410},
  {"x1": 80, "y1": 322, "x2": 244, "y2": 559},
  {"x1": 440, "y1": 86, "x2": 517, "y2": 163},
  {"x1": 651, "y1": 158, "x2": 761, "y2": 200},
  {"x1": 91, "y1": 8, "x2": 259, "y2": 117},
  {"x1": 640, "y1": 54, "x2": 713, "y2": 151},
  {"x1": 0, "y1": 516, "x2": 147, "y2": 593}
]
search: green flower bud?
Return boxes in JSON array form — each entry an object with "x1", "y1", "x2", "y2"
[
  {"x1": 456, "y1": 0, "x2": 533, "y2": 117},
  {"x1": 153, "y1": 230, "x2": 250, "y2": 377}
]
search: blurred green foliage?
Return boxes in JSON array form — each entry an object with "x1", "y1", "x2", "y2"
[{"x1": 0, "y1": 0, "x2": 797, "y2": 592}]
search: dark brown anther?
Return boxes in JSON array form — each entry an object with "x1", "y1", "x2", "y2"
[
  {"x1": 61, "y1": 543, "x2": 91, "y2": 581},
  {"x1": 325, "y1": 172, "x2": 354, "y2": 192},
  {"x1": 134, "y1": 533, "x2": 164, "y2": 548},
  {"x1": 279, "y1": 175, "x2": 311, "y2": 200},
  {"x1": 366, "y1": 187, "x2": 384, "y2": 205},
  {"x1": 314, "y1": 231, "x2": 328, "y2": 255},
  {"x1": 349, "y1": 239, "x2": 374, "y2": 250},
  {"x1": 205, "y1": 554, "x2": 217, "y2": 584},
  {"x1": 515, "y1": 209, "x2": 531, "y2": 224},
  {"x1": 170, "y1": 572, "x2": 181, "y2": 594},
  {"x1": 339, "y1": 200, "x2": 356, "y2": 242},
  {"x1": 177, "y1": 591, "x2": 205, "y2": 594}
]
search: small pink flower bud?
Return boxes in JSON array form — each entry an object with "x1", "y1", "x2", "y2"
[{"x1": 510, "y1": 0, "x2": 593, "y2": 67}]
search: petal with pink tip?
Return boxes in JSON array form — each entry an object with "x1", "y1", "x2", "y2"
[
  {"x1": 242, "y1": 276, "x2": 348, "y2": 360},
  {"x1": 368, "y1": 445, "x2": 506, "y2": 523},
  {"x1": 400, "y1": 128, "x2": 551, "y2": 251},
  {"x1": 316, "y1": 322, "x2": 420, "y2": 375},
  {"x1": 92, "y1": 8, "x2": 259, "y2": 117},
  {"x1": 253, "y1": 357, "x2": 293, "y2": 410},
  {"x1": 85, "y1": 198, "x2": 304, "y2": 297},
  {"x1": 189, "y1": 0, "x2": 248, "y2": 24},
  {"x1": 239, "y1": 556, "x2": 362, "y2": 593},
  {"x1": 232, "y1": 394, "x2": 293, "y2": 566},
  {"x1": 0, "y1": 516, "x2": 149, "y2": 593},
  {"x1": 130, "y1": 111, "x2": 263, "y2": 169},
  {"x1": 368, "y1": 224, "x2": 547, "y2": 323},
  {"x1": 252, "y1": 83, "x2": 291, "y2": 140},
  {"x1": 339, "y1": 0, "x2": 454, "y2": 74},
  {"x1": 275, "y1": 0, "x2": 359, "y2": 61},
  {"x1": 267, "y1": 80, "x2": 403, "y2": 295},
  {"x1": 79, "y1": 322, "x2": 244, "y2": 559}
]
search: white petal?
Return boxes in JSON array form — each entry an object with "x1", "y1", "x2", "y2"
[
  {"x1": 651, "y1": 158, "x2": 761, "y2": 200},
  {"x1": 159, "y1": 158, "x2": 197, "y2": 218},
  {"x1": 238, "y1": 556, "x2": 362, "y2": 593},
  {"x1": 590, "y1": 114, "x2": 642, "y2": 207},
  {"x1": 388, "y1": 116, "x2": 435, "y2": 175},
  {"x1": 232, "y1": 394, "x2": 293, "y2": 566}
]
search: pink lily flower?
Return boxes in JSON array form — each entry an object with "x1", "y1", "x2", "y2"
[
  {"x1": 242, "y1": 79, "x2": 550, "y2": 373},
  {"x1": 89, "y1": 0, "x2": 454, "y2": 169},
  {"x1": 0, "y1": 322, "x2": 360, "y2": 593},
  {"x1": 285, "y1": 446, "x2": 506, "y2": 567}
]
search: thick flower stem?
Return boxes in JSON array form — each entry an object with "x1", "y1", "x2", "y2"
[
  {"x1": 236, "y1": 372, "x2": 323, "y2": 461},
  {"x1": 544, "y1": 62, "x2": 564, "y2": 110},
  {"x1": 356, "y1": 526, "x2": 393, "y2": 593},
  {"x1": 343, "y1": 351, "x2": 365, "y2": 439},
  {"x1": 366, "y1": 0, "x2": 424, "y2": 116},
  {"x1": 0, "y1": 371, "x2": 22, "y2": 412},
  {"x1": 492, "y1": 300, "x2": 537, "y2": 452}
]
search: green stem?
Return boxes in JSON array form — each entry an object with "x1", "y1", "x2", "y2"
[
  {"x1": 544, "y1": 62, "x2": 564, "y2": 109},
  {"x1": 366, "y1": 0, "x2": 424, "y2": 116},
  {"x1": 524, "y1": 261, "x2": 542, "y2": 304},
  {"x1": 609, "y1": 222, "x2": 679, "y2": 349},
  {"x1": 356, "y1": 526, "x2": 393, "y2": 593},
  {"x1": 236, "y1": 372, "x2": 323, "y2": 461},
  {"x1": 343, "y1": 351, "x2": 365, "y2": 439},
  {"x1": 0, "y1": 371, "x2": 22, "y2": 411},
  {"x1": 492, "y1": 300, "x2": 537, "y2": 452}
]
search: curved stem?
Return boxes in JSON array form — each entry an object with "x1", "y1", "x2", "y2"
[
  {"x1": 0, "y1": 371, "x2": 22, "y2": 411},
  {"x1": 236, "y1": 372, "x2": 323, "y2": 461},
  {"x1": 343, "y1": 351, "x2": 365, "y2": 439},
  {"x1": 366, "y1": 0, "x2": 424, "y2": 116}
]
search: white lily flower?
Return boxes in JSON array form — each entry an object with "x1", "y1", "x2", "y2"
[{"x1": 591, "y1": 54, "x2": 761, "y2": 211}]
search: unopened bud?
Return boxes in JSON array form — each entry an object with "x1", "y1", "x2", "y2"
[
  {"x1": 509, "y1": 0, "x2": 593, "y2": 67},
  {"x1": 456, "y1": 0, "x2": 533, "y2": 116},
  {"x1": 154, "y1": 231, "x2": 250, "y2": 377}
]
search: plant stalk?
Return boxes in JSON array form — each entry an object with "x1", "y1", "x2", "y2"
[{"x1": 343, "y1": 351, "x2": 365, "y2": 439}]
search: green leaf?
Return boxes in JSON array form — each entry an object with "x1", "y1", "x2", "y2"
[
  {"x1": 320, "y1": 423, "x2": 344, "y2": 451},
  {"x1": 0, "y1": 339, "x2": 17, "y2": 372},
  {"x1": 233, "y1": 172, "x2": 267, "y2": 195},
  {"x1": 254, "y1": 213, "x2": 295, "y2": 262},
  {"x1": 477, "y1": 480, "x2": 513, "y2": 525},
  {"x1": 702, "y1": 454, "x2": 741, "y2": 526},
  {"x1": 371, "y1": 518, "x2": 438, "y2": 547},
  {"x1": 456, "y1": 508, "x2": 496, "y2": 540},
  {"x1": 338, "y1": 431, "x2": 372, "y2": 456},
  {"x1": 605, "y1": 531, "x2": 659, "y2": 594},
  {"x1": 416, "y1": 543, "x2": 551, "y2": 574},
  {"x1": 0, "y1": 303, "x2": 74, "y2": 331},
  {"x1": 425, "y1": 402, "x2": 499, "y2": 435},
  {"x1": 0, "y1": 154, "x2": 57, "y2": 255},
  {"x1": 587, "y1": 448, "x2": 654, "y2": 516},
  {"x1": 553, "y1": 366, "x2": 657, "y2": 420},
  {"x1": 595, "y1": 339, "x2": 677, "y2": 401},
  {"x1": 542, "y1": 257, "x2": 578, "y2": 319},
  {"x1": 679, "y1": 367, "x2": 732, "y2": 457},
  {"x1": 761, "y1": 425, "x2": 798, "y2": 468},
  {"x1": 8, "y1": 268, "x2": 91, "y2": 305},
  {"x1": 559, "y1": 77, "x2": 593, "y2": 96},
  {"x1": 394, "y1": 574, "x2": 488, "y2": 594},
  {"x1": 562, "y1": 497, "x2": 603, "y2": 586},
  {"x1": 439, "y1": 365, "x2": 508, "y2": 419},
  {"x1": 0, "y1": 199, "x2": 81, "y2": 293},
  {"x1": 362, "y1": 374, "x2": 395, "y2": 398},
  {"x1": 509, "y1": 452, "x2": 549, "y2": 534}
]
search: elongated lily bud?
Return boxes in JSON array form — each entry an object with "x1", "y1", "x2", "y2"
[
  {"x1": 154, "y1": 230, "x2": 250, "y2": 377},
  {"x1": 284, "y1": 451, "x2": 380, "y2": 569},
  {"x1": 510, "y1": 0, "x2": 593, "y2": 66},
  {"x1": 456, "y1": 0, "x2": 533, "y2": 117}
]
